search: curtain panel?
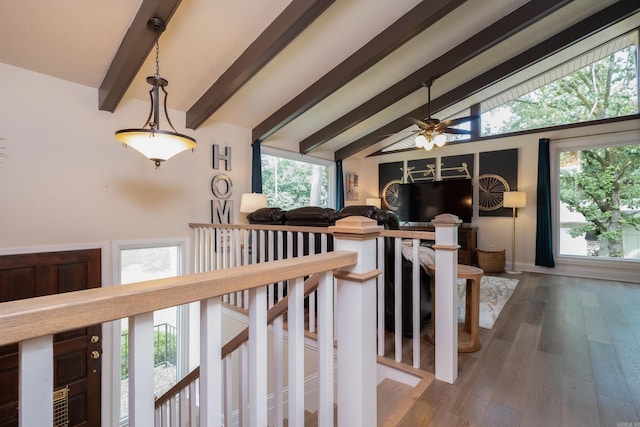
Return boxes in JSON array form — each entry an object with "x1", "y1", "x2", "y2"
[{"x1": 535, "y1": 137, "x2": 555, "y2": 267}]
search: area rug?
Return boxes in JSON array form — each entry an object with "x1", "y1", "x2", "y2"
[{"x1": 456, "y1": 276, "x2": 519, "y2": 329}]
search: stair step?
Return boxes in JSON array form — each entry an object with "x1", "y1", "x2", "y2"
[
  {"x1": 283, "y1": 378, "x2": 414, "y2": 426},
  {"x1": 377, "y1": 378, "x2": 413, "y2": 422}
]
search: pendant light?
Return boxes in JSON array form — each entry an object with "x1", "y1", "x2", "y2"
[{"x1": 115, "y1": 17, "x2": 196, "y2": 168}]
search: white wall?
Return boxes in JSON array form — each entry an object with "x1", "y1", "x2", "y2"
[{"x1": 0, "y1": 63, "x2": 252, "y2": 249}]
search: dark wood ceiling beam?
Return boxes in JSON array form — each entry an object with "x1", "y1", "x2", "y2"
[
  {"x1": 252, "y1": 0, "x2": 468, "y2": 143},
  {"x1": 186, "y1": 0, "x2": 335, "y2": 130},
  {"x1": 336, "y1": 0, "x2": 640, "y2": 160},
  {"x1": 302, "y1": 0, "x2": 571, "y2": 154},
  {"x1": 98, "y1": 0, "x2": 183, "y2": 112}
]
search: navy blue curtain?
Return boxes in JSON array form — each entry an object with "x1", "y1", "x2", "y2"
[
  {"x1": 251, "y1": 140, "x2": 262, "y2": 193},
  {"x1": 535, "y1": 138, "x2": 555, "y2": 267},
  {"x1": 336, "y1": 159, "x2": 344, "y2": 210}
]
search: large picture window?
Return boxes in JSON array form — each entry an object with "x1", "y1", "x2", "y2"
[
  {"x1": 261, "y1": 147, "x2": 335, "y2": 210},
  {"x1": 556, "y1": 138, "x2": 640, "y2": 260},
  {"x1": 482, "y1": 33, "x2": 638, "y2": 136}
]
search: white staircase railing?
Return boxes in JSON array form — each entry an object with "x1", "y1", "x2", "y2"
[
  {"x1": 1, "y1": 248, "x2": 355, "y2": 427},
  {"x1": 190, "y1": 214, "x2": 460, "y2": 378},
  {"x1": 0, "y1": 215, "x2": 459, "y2": 427}
]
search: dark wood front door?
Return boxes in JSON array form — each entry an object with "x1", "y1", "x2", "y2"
[{"x1": 0, "y1": 249, "x2": 102, "y2": 427}]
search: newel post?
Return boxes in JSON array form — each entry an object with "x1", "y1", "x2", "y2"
[
  {"x1": 432, "y1": 213, "x2": 461, "y2": 384},
  {"x1": 329, "y1": 216, "x2": 382, "y2": 427}
]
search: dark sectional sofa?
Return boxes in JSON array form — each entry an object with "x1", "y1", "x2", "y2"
[{"x1": 247, "y1": 205, "x2": 431, "y2": 336}]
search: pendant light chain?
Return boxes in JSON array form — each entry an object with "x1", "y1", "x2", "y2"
[{"x1": 154, "y1": 39, "x2": 161, "y2": 77}]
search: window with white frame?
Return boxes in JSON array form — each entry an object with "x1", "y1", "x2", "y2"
[
  {"x1": 261, "y1": 146, "x2": 335, "y2": 210},
  {"x1": 114, "y1": 240, "x2": 190, "y2": 424},
  {"x1": 481, "y1": 32, "x2": 638, "y2": 136},
  {"x1": 553, "y1": 135, "x2": 640, "y2": 261}
]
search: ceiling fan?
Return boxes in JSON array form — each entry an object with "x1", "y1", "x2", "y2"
[{"x1": 408, "y1": 79, "x2": 478, "y2": 151}]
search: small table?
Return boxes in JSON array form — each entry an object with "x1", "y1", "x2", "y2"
[{"x1": 425, "y1": 264, "x2": 484, "y2": 353}]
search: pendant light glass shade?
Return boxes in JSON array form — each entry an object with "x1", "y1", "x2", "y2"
[
  {"x1": 434, "y1": 133, "x2": 447, "y2": 147},
  {"x1": 415, "y1": 130, "x2": 442, "y2": 151},
  {"x1": 115, "y1": 18, "x2": 196, "y2": 168},
  {"x1": 115, "y1": 128, "x2": 196, "y2": 166}
]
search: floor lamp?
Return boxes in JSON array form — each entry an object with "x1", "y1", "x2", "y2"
[{"x1": 503, "y1": 191, "x2": 526, "y2": 274}]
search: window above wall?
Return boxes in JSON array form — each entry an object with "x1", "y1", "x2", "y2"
[{"x1": 481, "y1": 31, "x2": 638, "y2": 136}]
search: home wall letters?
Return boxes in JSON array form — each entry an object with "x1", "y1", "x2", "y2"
[{"x1": 210, "y1": 144, "x2": 233, "y2": 224}]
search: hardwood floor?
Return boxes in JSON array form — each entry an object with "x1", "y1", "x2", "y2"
[{"x1": 392, "y1": 272, "x2": 640, "y2": 426}]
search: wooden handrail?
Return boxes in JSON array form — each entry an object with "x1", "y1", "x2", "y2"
[
  {"x1": 189, "y1": 222, "x2": 332, "y2": 234},
  {"x1": 190, "y1": 222, "x2": 436, "y2": 241},
  {"x1": 155, "y1": 274, "x2": 322, "y2": 408},
  {"x1": 0, "y1": 251, "x2": 356, "y2": 347}
]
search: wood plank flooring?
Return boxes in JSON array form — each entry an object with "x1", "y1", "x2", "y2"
[{"x1": 388, "y1": 272, "x2": 640, "y2": 426}]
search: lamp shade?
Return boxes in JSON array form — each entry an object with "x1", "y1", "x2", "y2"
[
  {"x1": 240, "y1": 193, "x2": 268, "y2": 213},
  {"x1": 115, "y1": 129, "x2": 196, "y2": 164},
  {"x1": 503, "y1": 191, "x2": 526, "y2": 208},
  {"x1": 365, "y1": 198, "x2": 381, "y2": 208}
]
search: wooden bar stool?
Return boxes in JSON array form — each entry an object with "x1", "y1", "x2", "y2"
[{"x1": 425, "y1": 264, "x2": 484, "y2": 353}]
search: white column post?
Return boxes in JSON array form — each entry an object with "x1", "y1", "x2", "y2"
[
  {"x1": 330, "y1": 216, "x2": 382, "y2": 427},
  {"x1": 19, "y1": 335, "x2": 53, "y2": 427},
  {"x1": 432, "y1": 213, "x2": 461, "y2": 384}
]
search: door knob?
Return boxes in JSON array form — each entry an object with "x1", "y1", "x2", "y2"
[
  {"x1": 90, "y1": 350, "x2": 100, "y2": 360},
  {"x1": 90, "y1": 335, "x2": 100, "y2": 344}
]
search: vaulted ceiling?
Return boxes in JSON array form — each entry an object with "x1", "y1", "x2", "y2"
[{"x1": 1, "y1": 0, "x2": 638, "y2": 160}]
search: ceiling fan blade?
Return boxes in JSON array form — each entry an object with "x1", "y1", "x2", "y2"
[
  {"x1": 443, "y1": 127, "x2": 472, "y2": 135},
  {"x1": 441, "y1": 115, "x2": 480, "y2": 127},
  {"x1": 407, "y1": 116, "x2": 431, "y2": 129}
]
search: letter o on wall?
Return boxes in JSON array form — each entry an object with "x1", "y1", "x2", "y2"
[{"x1": 211, "y1": 174, "x2": 233, "y2": 199}]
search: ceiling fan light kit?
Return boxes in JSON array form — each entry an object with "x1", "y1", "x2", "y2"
[
  {"x1": 115, "y1": 17, "x2": 196, "y2": 168},
  {"x1": 408, "y1": 79, "x2": 476, "y2": 152},
  {"x1": 415, "y1": 129, "x2": 447, "y2": 151}
]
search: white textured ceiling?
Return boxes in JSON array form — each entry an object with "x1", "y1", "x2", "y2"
[{"x1": 0, "y1": 0, "x2": 631, "y2": 158}]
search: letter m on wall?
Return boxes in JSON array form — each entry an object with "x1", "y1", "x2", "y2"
[{"x1": 211, "y1": 199, "x2": 233, "y2": 224}]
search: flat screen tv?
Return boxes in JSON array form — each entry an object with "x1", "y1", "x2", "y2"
[{"x1": 397, "y1": 179, "x2": 473, "y2": 223}]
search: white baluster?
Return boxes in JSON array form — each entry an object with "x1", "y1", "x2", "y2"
[
  {"x1": 224, "y1": 356, "x2": 233, "y2": 426},
  {"x1": 179, "y1": 388, "x2": 188, "y2": 426},
  {"x1": 129, "y1": 312, "x2": 154, "y2": 427},
  {"x1": 19, "y1": 335, "x2": 53, "y2": 427},
  {"x1": 308, "y1": 233, "x2": 316, "y2": 333},
  {"x1": 268, "y1": 230, "x2": 275, "y2": 308},
  {"x1": 189, "y1": 381, "x2": 198, "y2": 426},
  {"x1": 249, "y1": 287, "x2": 268, "y2": 426},
  {"x1": 240, "y1": 343, "x2": 249, "y2": 426},
  {"x1": 200, "y1": 297, "x2": 222, "y2": 426},
  {"x1": 412, "y1": 238, "x2": 421, "y2": 369},
  {"x1": 288, "y1": 276, "x2": 305, "y2": 425},
  {"x1": 169, "y1": 395, "x2": 177, "y2": 426},
  {"x1": 317, "y1": 271, "x2": 334, "y2": 427},
  {"x1": 376, "y1": 235, "x2": 385, "y2": 356},
  {"x1": 394, "y1": 236, "x2": 402, "y2": 362},
  {"x1": 274, "y1": 310, "x2": 284, "y2": 425}
]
